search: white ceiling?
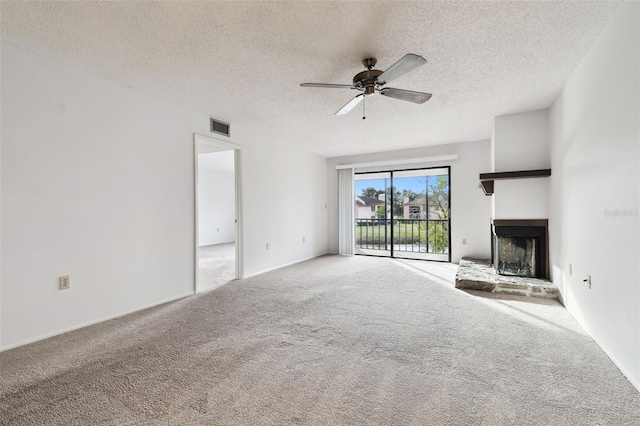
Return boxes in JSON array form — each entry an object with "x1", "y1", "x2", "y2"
[{"x1": 1, "y1": 1, "x2": 620, "y2": 158}]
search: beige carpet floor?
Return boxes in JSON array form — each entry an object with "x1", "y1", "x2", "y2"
[
  {"x1": 1, "y1": 255, "x2": 639, "y2": 425},
  {"x1": 198, "y1": 242, "x2": 235, "y2": 293}
]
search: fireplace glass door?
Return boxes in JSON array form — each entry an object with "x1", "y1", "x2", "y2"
[{"x1": 496, "y1": 237, "x2": 537, "y2": 277}]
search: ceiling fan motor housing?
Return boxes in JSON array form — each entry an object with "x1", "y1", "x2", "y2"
[{"x1": 353, "y1": 69, "x2": 383, "y2": 95}]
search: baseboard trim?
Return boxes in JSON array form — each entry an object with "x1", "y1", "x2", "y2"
[
  {"x1": 243, "y1": 252, "x2": 330, "y2": 279},
  {"x1": 587, "y1": 332, "x2": 640, "y2": 393},
  {"x1": 199, "y1": 241, "x2": 235, "y2": 247},
  {"x1": 0, "y1": 291, "x2": 195, "y2": 352},
  {"x1": 563, "y1": 305, "x2": 640, "y2": 393}
]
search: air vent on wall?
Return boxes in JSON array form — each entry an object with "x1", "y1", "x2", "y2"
[{"x1": 210, "y1": 118, "x2": 230, "y2": 137}]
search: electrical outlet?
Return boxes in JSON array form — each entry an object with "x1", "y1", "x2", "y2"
[
  {"x1": 266, "y1": 243, "x2": 269, "y2": 250},
  {"x1": 462, "y1": 238, "x2": 467, "y2": 245},
  {"x1": 59, "y1": 275, "x2": 70, "y2": 290},
  {"x1": 217, "y1": 227, "x2": 220, "y2": 232},
  {"x1": 303, "y1": 236, "x2": 306, "y2": 243},
  {"x1": 583, "y1": 274, "x2": 591, "y2": 289}
]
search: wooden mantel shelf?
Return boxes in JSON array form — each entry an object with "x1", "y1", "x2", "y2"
[{"x1": 479, "y1": 169, "x2": 551, "y2": 196}]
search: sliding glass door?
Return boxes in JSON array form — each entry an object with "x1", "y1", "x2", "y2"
[
  {"x1": 354, "y1": 171, "x2": 391, "y2": 257},
  {"x1": 354, "y1": 167, "x2": 450, "y2": 262}
]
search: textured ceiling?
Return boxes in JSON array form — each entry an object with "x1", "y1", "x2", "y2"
[{"x1": 1, "y1": 1, "x2": 620, "y2": 158}]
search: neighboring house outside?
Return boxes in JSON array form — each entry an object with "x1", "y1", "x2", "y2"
[
  {"x1": 403, "y1": 196, "x2": 446, "y2": 220},
  {"x1": 355, "y1": 195, "x2": 385, "y2": 220}
]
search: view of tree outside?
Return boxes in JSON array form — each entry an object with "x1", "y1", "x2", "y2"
[
  {"x1": 428, "y1": 175, "x2": 449, "y2": 219},
  {"x1": 354, "y1": 171, "x2": 450, "y2": 256},
  {"x1": 427, "y1": 175, "x2": 449, "y2": 252}
]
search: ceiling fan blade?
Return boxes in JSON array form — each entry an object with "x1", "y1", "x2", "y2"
[
  {"x1": 379, "y1": 88, "x2": 432, "y2": 104},
  {"x1": 377, "y1": 54, "x2": 427, "y2": 85},
  {"x1": 300, "y1": 83, "x2": 354, "y2": 89},
  {"x1": 335, "y1": 93, "x2": 365, "y2": 115}
]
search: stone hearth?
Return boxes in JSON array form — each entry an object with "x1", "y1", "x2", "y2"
[{"x1": 455, "y1": 257, "x2": 558, "y2": 299}]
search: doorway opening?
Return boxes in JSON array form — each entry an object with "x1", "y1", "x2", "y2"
[
  {"x1": 354, "y1": 166, "x2": 451, "y2": 262},
  {"x1": 195, "y1": 134, "x2": 243, "y2": 292}
]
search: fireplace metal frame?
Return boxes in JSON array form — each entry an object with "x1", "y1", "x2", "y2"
[{"x1": 491, "y1": 219, "x2": 549, "y2": 279}]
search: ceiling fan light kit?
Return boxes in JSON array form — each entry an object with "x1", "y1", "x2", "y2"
[{"x1": 300, "y1": 53, "x2": 432, "y2": 117}]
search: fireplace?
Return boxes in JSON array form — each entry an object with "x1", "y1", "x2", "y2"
[{"x1": 491, "y1": 219, "x2": 549, "y2": 279}]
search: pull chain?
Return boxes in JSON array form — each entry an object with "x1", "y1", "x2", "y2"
[{"x1": 362, "y1": 95, "x2": 366, "y2": 120}]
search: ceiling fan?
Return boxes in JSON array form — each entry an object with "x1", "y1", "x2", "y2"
[{"x1": 300, "y1": 53, "x2": 432, "y2": 116}]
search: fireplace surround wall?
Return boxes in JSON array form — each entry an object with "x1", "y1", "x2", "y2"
[{"x1": 491, "y1": 219, "x2": 549, "y2": 280}]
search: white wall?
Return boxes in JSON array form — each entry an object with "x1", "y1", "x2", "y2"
[
  {"x1": 548, "y1": 1, "x2": 639, "y2": 390},
  {"x1": 198, "y1": 167, "x2": 235, "y2": 245},
  {"x1": 493, "y1": 109, "x2": 550, "y2": 172},
  {"x1": 239, "y1": 135, "x2": 329, "y2": 277},
  {"x1": 1, "y1": 43, "x2": 329, "y2": 349},
  {"x1": 328, "y1": 141, "x2": 492, "y2": 263},
  {"x1": 1, "y1": 43, "x2": 208, "y2": 348},
  {"x1": 493, "y1": 179, "x2": 549, "y2": 220},
  {"x1": 492, "y1": 109, "x2": 550, "y2": 219}
]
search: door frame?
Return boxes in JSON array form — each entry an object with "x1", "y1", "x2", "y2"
[{"x1": 193, "y1": 133, "x2": 244, "y2": 292}]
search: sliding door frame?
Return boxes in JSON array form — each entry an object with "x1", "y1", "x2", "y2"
[{"x1": 354, "y1": 165, "x2": 452, "y2": 263}]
